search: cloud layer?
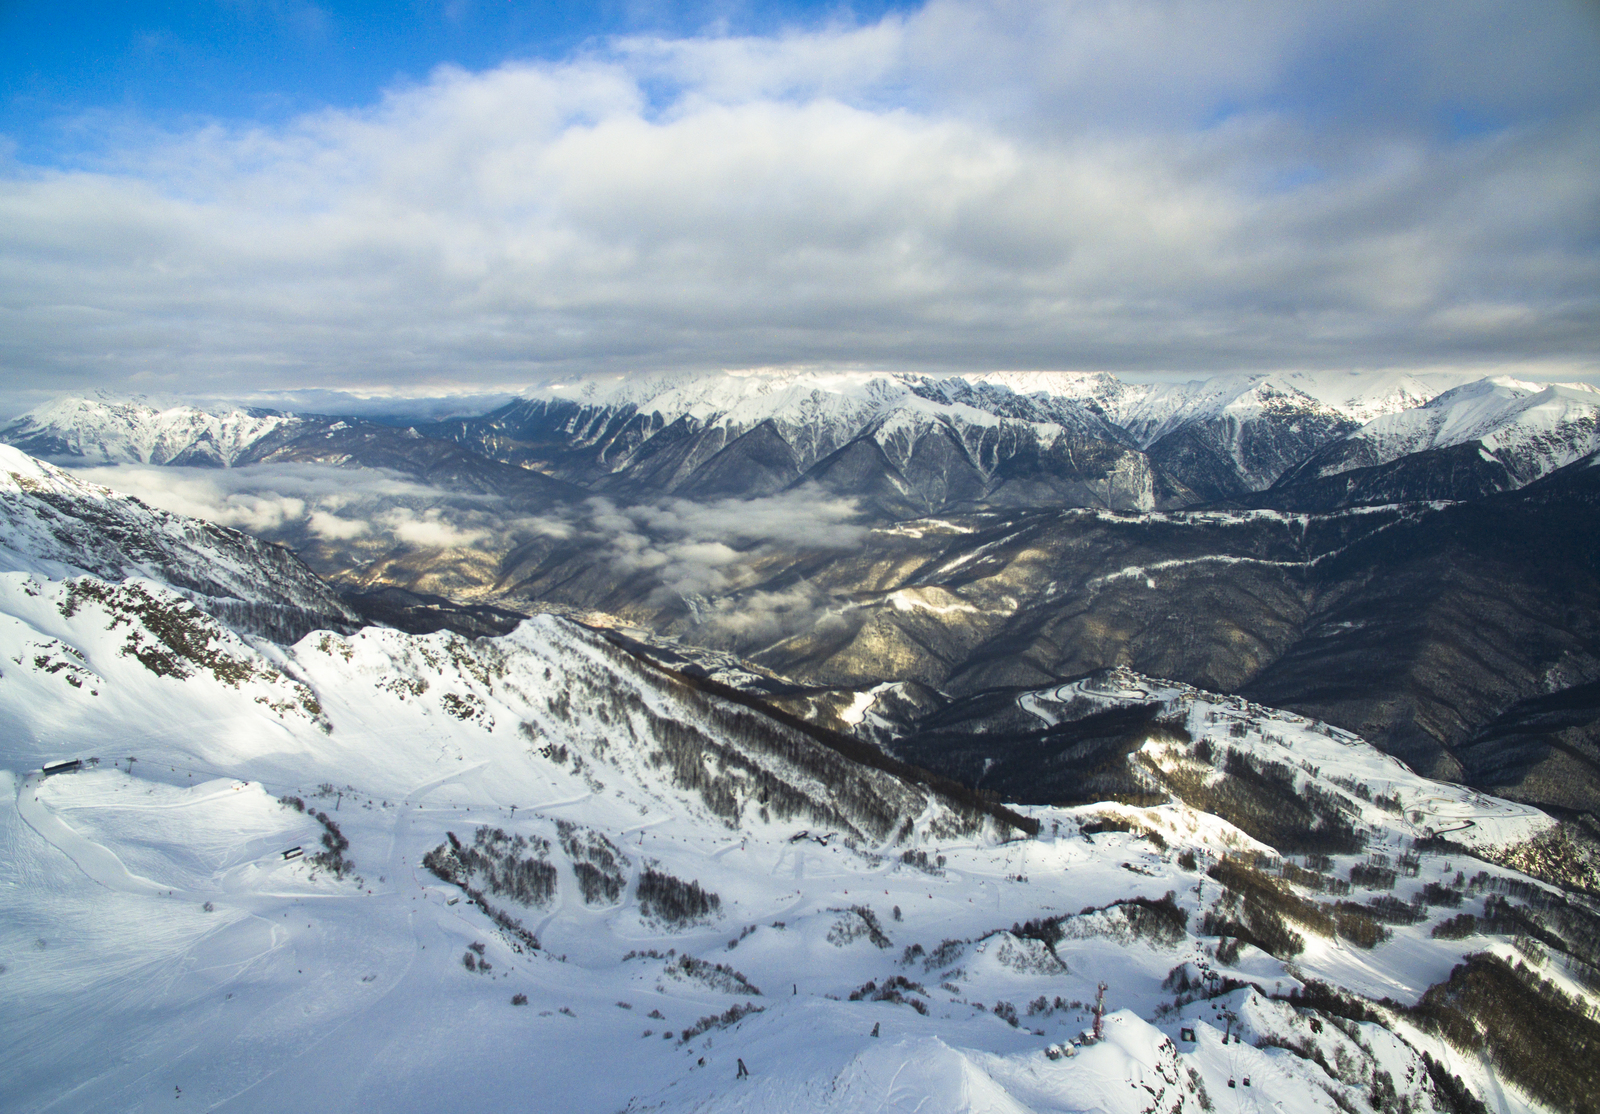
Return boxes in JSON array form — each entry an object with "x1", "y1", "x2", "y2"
[
  {"x1": 5, "y1": 0, "x2": 1598, "y2": 399},
  {"x1": 70, "y1": 462, "x2": 867, "y2": 640}
]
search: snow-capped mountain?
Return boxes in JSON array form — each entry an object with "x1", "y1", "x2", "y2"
[
  {"x1": 0, "y1": 394, "x2": 583, "y2": 510},
  {"x1": 1, "y1": 441, "x2": 1597, "y2": 1113},
  {"x1": 426, "y1": 370, "x2": 1178, "y2": 513},
  {"x1": 963, "y1": 371, "x2": 1471, "y2": 501},
  {"x1": 962, "y1": 369, "x2": 1458, "y2": 428},
  {"x1": 1104, "y1": 377, "x2": 1358, "y2": 501},
  {"x1": 1266, "y1": 378, "x2": 1600, "y2": 508},
  {"x1": 1, "y1": 394, "x2": 309, "y2": 466},
  {"x1": 425, "y1": 369, "x2": 1494, "y2": 508}
]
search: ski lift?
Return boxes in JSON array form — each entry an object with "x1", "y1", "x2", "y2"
[
  {"x1": 1180, "y1": 1028, "x2": 1196, "y2": 1043},
  {"x1": 1243, "y1": 1077, "x2": 1251, "y2": 1088},
  {"x1": 1228, "y1": 1079, "x2": 1236, "y2": 1089}
]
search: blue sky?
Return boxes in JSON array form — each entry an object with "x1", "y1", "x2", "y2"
[
  {"x1": 0, "y1": 1, "x2": 1597, "y2": 403},
  {"x1": 0, "y1": 1, "x2": 915, "y2": 160}
]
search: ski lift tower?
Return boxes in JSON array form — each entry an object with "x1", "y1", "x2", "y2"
[{"x1": 1092, "y1": 982, "x2": 1108, "y2": 1042}]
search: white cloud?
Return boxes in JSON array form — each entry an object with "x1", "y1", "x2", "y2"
[
  {"x1": 382, "y1": 508, "x2": 493, "y2": 549},
  {"x1": 10, "y1": 4, "x2": 1594, "y2": 391},
  {"x1": 306, "y1": 510, "x2": 369, "y2": 540},
  {"x1": 68, "y1": 464, "x2": 310, "y2": 533},
  {"x1": 65, "y1": 462, "x2": 498, "y2": 552}
]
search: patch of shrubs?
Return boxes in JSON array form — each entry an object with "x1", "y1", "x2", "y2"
[
  {"x1": 309, "y1": 811, "x2": 351, "y2": 877},
  {"x1": 1329, "y1": 905, "x2": 1391, "y2": 948},
  {"x1": 1206, "y1": 858, "x2": 1333, "y2": 957},
  {"x1": 1158, "y1": 749, "x2": 1362, "y2": 856},
  {"x1": 1013, "y1": 890, "x2": 1190, "y2": 955},
  {"x1": 1432, "y1": 913, "x2": 1479, "y2": 940},
  {"x1": 1278, "y1": 979, "x2": 1382, "y2": 1026},
  {"x1": 1421, "y1": 882, "x2": 1463, "y2": 907},
  {"x1": 1357, "y1": 895, "x2": 1425, "y2": 925},
  {"x1": 1349, "y1": 862, "x2": 1398, "y2": 890},
  {"x1": 828, "y1": 905, "x2": 892, "y2": 948},
  {"x1": 638, "y1": 868, "x2": 720, "y2": 926},
  {"x1": 1421, "y1": 1052, "x2": 1489, "y2": 1114},
  {"x1": 1080, "y1": 815, "x2": 1137, "y2": 836},
  {"x1": 849, "y1": 976, "x2": 930, "y2": 1014},
  {"x1": 421, "y1": 832, "x2": 541, "y2": 952},
  {"x1": 277, "y1": 794, "x2": 351, "y2": 876},
  {"x1": 557, "y1": 821, "x2": 628, "y2": 905},
  {"x1": 666, "y1": 954, "x2": 760, "y2": 996},
  {"x1": 922, "y1": 938, "x2": 967, "y2": 972},
  {"x1": 678, "y1": 1002, "x2": 763, "y2": 1044},
  {"x1": 1113, "y1": 892, "x2": 1189, "y2": 946},
  {"x1": 424, "y1": 827, "x2": 557, "y2": 907},
  {"x1": 899, "y1": 848, "x2": 944, "y2": 875}
]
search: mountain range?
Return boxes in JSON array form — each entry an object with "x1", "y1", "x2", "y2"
[{"x1": 6, "y1": 371, "x2": 1596, "y2": 832}]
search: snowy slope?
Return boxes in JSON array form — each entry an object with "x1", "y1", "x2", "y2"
[
  {"x1": 1282, "y1": 378, "x2": 1600, "y2": 490},
  {"x1": 2, "y1": 574, "x2": 1577, "y2": 1114},
  {"x1": 1273, "y1": 370, "x2": 1468, "y2": 425},
  {"x1": 0, "y1": 445, "x2": 1594, "y2": 1113},
  {"x1": 0, "y1": 444, "x2": 356, "y2": 639}
]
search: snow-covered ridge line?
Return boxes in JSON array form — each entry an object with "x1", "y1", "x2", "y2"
[
  {"x1": 1284, "y1": 377, "x2": 1600, "y2": 489},
  {"x1": 8, "y1": 370, "x2": 1590, "y2": 513},
  {"x1": 1, "y1": 394, "x2": 309, "y2": 466},
  {"x1": 0, "y1": 370, "x2": 1465, "y2": 470}
]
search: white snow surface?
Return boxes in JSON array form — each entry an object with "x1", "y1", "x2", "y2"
[
  {"x1": 0, "y1": 445, "x2": 1581, "y2": 1113},
  {"x1": 526, "y1": 368, "x2": 1470, "y2": 442}
]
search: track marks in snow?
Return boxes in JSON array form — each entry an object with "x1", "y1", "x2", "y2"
[{"x1": 15, "y1": 773, "x2": 171, "y2": 897}]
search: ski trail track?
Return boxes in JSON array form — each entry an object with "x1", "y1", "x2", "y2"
[{"x1": 15, "y1": 772, "x2": 171, "y2": 898}]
